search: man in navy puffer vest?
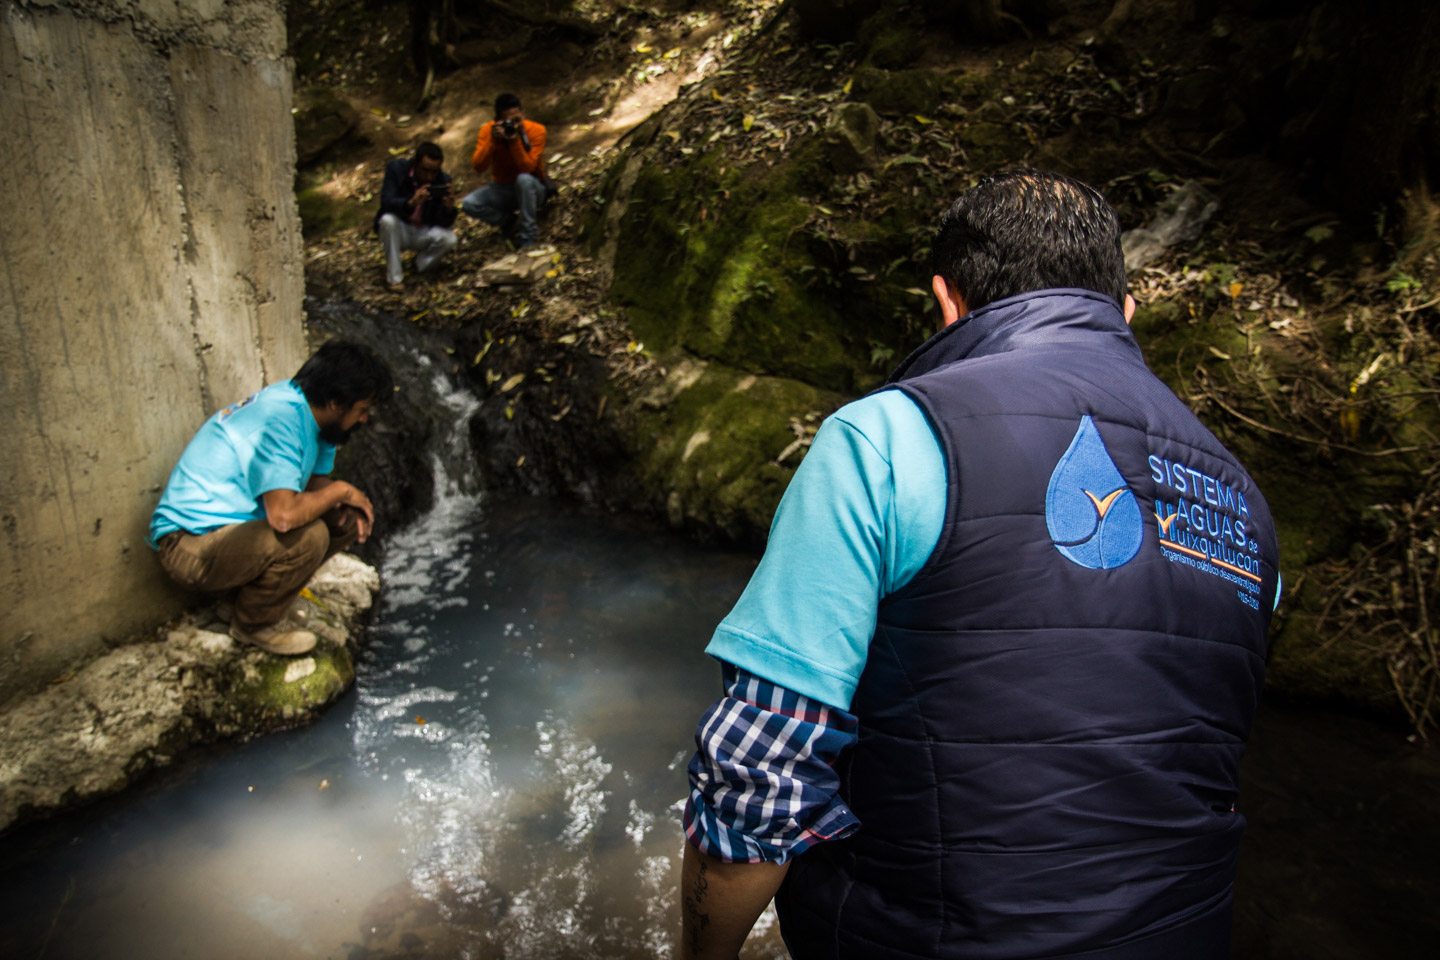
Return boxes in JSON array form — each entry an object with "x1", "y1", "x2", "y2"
[{"x1": 676, "y1": 170, "x2": 1280, "y2": 960}]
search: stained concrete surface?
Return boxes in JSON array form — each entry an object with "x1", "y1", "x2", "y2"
[{"x1": 0, "y1": 0, "x2": 306, "y2": 706}]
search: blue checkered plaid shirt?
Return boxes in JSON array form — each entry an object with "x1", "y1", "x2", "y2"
[{"x1": 683, "y1": 663, "x2": 861, "y2": 863}]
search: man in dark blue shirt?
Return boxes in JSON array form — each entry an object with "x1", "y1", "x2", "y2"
[{"x1": 374, "y1": 141, "x2": 459, "y2": 288}]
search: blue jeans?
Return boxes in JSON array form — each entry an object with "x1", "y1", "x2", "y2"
[{"x1": 461, "y1": 174, "x2": 546, "y2": 245}]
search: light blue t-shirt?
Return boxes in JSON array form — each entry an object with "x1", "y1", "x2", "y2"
[
  {"x1": 149, "y1": 380, "x2": 336, "y2": 546},
  {"x1": 705, "y1": 390, "x2": 946, "y2": 710}
]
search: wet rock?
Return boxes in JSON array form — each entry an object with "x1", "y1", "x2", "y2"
[
  {"x1": 825, "y1": 102, "x2": 882, "y2": 173},
  {"x1": 307, "y1": 297, "x2": 457, "y2": 561},
  {"x1": 0, "y1": 554, "x2": 379, "y2": 833}
]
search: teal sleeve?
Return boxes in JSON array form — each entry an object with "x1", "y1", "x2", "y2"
[{"x1": 705, "y1": 389, "x2": 946, "y2": 710}]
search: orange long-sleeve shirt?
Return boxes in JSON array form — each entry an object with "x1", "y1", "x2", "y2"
[{"x1": 471, "y1": 119, "x2": 547, "y2": 184}]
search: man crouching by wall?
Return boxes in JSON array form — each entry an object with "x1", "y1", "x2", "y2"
[{"x1": 149, "y1": 341, "x2": 393, "y2": 655}]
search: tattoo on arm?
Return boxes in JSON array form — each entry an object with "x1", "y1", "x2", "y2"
[{"x1": 684, "y1": 860, "x2": 711, "y2": 956}]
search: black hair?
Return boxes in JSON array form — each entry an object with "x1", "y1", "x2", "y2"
[
  {"x1": 293, "y1": 340, "x2": 394, "y2": 409},
  {"x1": 414, "y1": 141, "x2": 443, "y2": 164},
  {"x1": 494, "y1": 92, "x2": 522, "y2": 117},
  {"x1": 931, "y1": 169, "x2": 1127, "y2": 311}
]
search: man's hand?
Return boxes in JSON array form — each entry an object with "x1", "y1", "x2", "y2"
[
  {"x1": 411, "y1": 183, "x2": 432, "y2": 205},
  {"x1": 334, "y1": 483, "x2": 374, "y2": 542},
  {"x1": 676, "y1": 844, "x2": 790, "y2": 960},
  {"x1": 264, "y1": 481, "x2": 374, "y2": 541}
]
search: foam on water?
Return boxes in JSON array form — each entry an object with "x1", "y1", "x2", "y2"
[{"x1": 0, "y1": 346, "x2": 774, "y2": 959}]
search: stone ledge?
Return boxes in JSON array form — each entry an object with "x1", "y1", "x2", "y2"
[{"x1": 0, "y1": 553, "x2": 379, "y2": 834}]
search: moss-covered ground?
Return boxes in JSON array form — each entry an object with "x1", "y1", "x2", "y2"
[{"x1": 292, "y1": 0, "x2": 1440, "y2": 730}]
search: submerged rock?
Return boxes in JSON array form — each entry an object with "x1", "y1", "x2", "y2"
[{"x1": 0, "y1": 554, "x2": 379, "y2": 833}]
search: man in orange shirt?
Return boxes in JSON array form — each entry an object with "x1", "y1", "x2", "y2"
[{"x1": 460, "y1": 92, "x2": 551, "y2": 249}]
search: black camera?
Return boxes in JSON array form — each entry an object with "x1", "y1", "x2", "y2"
[{"x1": 499, "y1": 118, "x2": 521, "y2": 137}]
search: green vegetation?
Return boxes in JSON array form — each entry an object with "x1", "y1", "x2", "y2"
[
  {"x1": 223, "y1": 643, "x2": 355, "y2": 728},
  {"x1": 629, "y1": 352, "x2": 846, "y2": 543}
]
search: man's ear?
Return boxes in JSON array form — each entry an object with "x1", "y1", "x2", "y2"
[
  {"x1": 932, "y1": 275, "x2": 968, "y2": 328},
  {"x1": 1123, "y1": 294, "x2": 1136, "y2": 324}
]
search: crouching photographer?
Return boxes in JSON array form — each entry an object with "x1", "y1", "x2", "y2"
[
  {"x1": 461, "y1": 92, "x2": 556, "y2": 250},
  {"x1": 374, "y1": 141, "x2": 459, "y2": 288}
]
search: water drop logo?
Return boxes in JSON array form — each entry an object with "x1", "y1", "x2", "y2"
[{"x1": 1045, "y1": 416, "x2": 1143, "y2": 569}]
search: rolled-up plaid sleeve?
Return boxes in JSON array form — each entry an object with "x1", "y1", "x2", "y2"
[{"x1": 683, "y1": 663, "x2": 860, "y2": 864}]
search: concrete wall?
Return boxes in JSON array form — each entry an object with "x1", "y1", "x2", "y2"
[{"x1": 0, "y1": 0, "x2": 307, "y2": 705}]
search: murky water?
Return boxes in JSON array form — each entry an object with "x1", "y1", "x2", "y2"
[
  {"x1": 0, "y1": 491, "x2": 789, "y2": 960},
  {"x1": 3, "y1": 347, "x2": 1437, "y2": 958},
  {"x1": 3, "y1": 480, "x2": 1439, "y2": 958}
]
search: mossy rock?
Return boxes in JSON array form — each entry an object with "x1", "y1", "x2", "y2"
[
  {"x1": 851, "y1": 66, "x2": 944, "y2": 117},
  {"x1": 605, "y1": 144, "x2": 894, "y2": 391},
  {"x1": 956, "y1": 121, "x2": 1020, "y2": 168},
  {"x1": 293, "y1": 86, "x2": 359, "y2": 166},
  {"x1": 298, "y1": 186, "x2": 371, "y2": 240},
  {"x1": 632, "y1": 353, "x2": 847, "y2": 543},
  {"x1": 220, "y1": 643, "x2": 355, "y2": 730},
  {"x1": 865, "y1": 26, "x2": 924, "y2": 70}
]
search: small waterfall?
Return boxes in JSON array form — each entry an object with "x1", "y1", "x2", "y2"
[{"x1": 374, "y1": 351, "x2": 484, "y2": 613}]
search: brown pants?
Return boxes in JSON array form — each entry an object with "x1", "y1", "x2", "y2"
[{"x1": 158, "y1": 509, "x2": 360, "y2": 631}]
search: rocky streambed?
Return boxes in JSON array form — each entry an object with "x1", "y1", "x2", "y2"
[{"x1": 0, "y1": 554, "x2": 379, "y2": 833}]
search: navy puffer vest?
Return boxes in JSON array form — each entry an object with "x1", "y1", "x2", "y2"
[{"x1": 776, "y1": 290, "x2": 1279, "y2": 960}]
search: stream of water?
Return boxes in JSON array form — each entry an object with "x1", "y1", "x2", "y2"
[
  {"x1": 2, "y1": 346, "x2": 1437, "y2": 959},
  {"x1": 0, "y1": 486, "x2": 779, "y2": 960},
  {"x1": 0, "y1": 352, "x2": 783, "y2": 960}
]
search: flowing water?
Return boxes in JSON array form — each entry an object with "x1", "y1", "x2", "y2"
[
  {"x1": 0, "y1": 354, "x2": 784, "y2": 960},
  {"x1": 0, "y1": 490, "x2": 781, "y2": 960},
  {"x1": 2, "y1": 347, "x2": 1437, "y2": 959}
]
